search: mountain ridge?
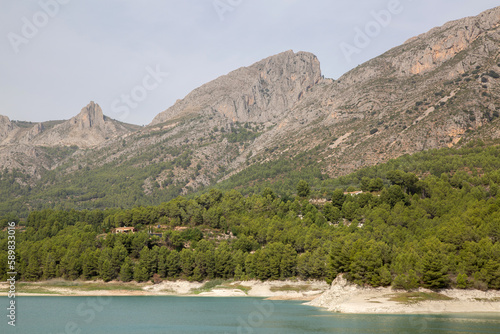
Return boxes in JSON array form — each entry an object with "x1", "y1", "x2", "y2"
[
  {"x1": 0, "y1": 6, "x2": 499, "y2": 214},
  {"x1": 150, "y1": 50, "x2": 322, "y2": 126},
  {"x1": 0, "y1": 101, "x2": 140, "y2": 149}
]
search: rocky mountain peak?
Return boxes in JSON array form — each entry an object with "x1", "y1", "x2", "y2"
[
  {"x1": 0, "y1": 115, "x2": 14, "y2": 141},
  {"x1": 150, "y1": 50, "x2": 322, "y2": 125},
  {"x1": 72, "y1": 101, "x2": 105, "y2": 130},
  {"x1": 8, "y1": 101, "x2": 140, "y2": 148}
]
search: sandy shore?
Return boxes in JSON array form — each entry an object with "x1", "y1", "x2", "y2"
[
  {"x1": 2, "y1": 277, "x2": 499, "y2": 314},
  {"x1": 306, "y1": 275, "x2": 500, "y2": 314},
  {"x1": 0, "y1": 279, "x2": 328, "y2": 300}
]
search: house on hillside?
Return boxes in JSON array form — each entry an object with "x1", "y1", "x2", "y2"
[{"x1": 114, "y1": 227, "x2": 137, "y2": 234}]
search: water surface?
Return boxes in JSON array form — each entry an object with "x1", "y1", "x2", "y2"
[{"x1": 1, "y1": 296, "x2": 499, "y2": 333}]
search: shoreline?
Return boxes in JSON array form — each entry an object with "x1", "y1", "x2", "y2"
[
  {"x1": 305, "y1": 275, "x2": 500, "y2": 314},
  {"x1": 0, "y1": 279, "x2": 328, "y2": 300},
  {"x1": 1, "y1": 278, "x2": 499, "y2": 314}
]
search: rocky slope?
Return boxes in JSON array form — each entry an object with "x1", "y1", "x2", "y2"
[
  {"x1": 29, "y1": 101, "x2": 140, "y2": 148},
  {"x1": 151, "y1": 50, "x2": 322, "y2": 125},
  {"x1": 248, "y1": 5, "x2": 500, "y2": 176},
  {"x1": 0, "y1": 102, "x2": 139, "y2": 148},
  {"x1": 0, "y1": 6, "x2": 499, "y2": 213},
  {"x1": 0, "y1": 102, "x2": 140, "y2": 176}
]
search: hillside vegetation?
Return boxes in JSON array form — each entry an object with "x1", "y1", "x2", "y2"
[{"x1": 2, "y1": 144, "x2": 499, "y2": 290}]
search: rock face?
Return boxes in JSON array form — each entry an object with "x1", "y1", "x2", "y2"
[
  {"x1": 31, "y1": 101, "x2": 135, "y2": 148},
  {"x1": 70, "y1": 101, "x2": 106, "y2": 130},
  {"x1": 0, "y1": 102, "x2": 140, "y2": 176},
  {"x1": 0, "y1": 102, "x2": 139, "y2": 149},
  {"x1": 400, "y1": 8, "x2": 500, "y2": 75},
  {"x1": 0, "y1": 115, "x2": 15, "y2": 142},
  {"x1": 151, "y1": 50, "x2": 322, "y2": 125},
  {"x1": 306, "y1": 275, "x2": 362, "y2": 312},
  {"x1": 265, "y1": 6, "x2": 500, "y2": 176}
]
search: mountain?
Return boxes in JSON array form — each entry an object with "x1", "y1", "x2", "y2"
[
  {"x1": 0, "y1": 6, "x2": 499, "y2": 215},
  {"x1": 0, "y1": 101, "x2": 139, "y2": 148},
  {"x1": 29, "y1": 101, "x2": 140, "y2": 148},
  {"x1": 0, "y1": 102, "x2": 140, "y2": 177},
  {"x1": 151, "y1": 50, "x2": 322, "y2": 125}
]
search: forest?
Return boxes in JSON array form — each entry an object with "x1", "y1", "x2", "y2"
[{"x1": 1, "y1": 143, "x2": 500, "y2": 290}]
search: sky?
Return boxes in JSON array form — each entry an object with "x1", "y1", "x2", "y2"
[{"x1": 1, "y1": 0, "x2": 498, "y2": 126}]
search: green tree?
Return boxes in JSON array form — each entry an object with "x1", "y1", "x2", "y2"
[
  {"x1": 120, "y1": 257, "x2": 134, "y2": 282},
  {"x1": 180, "y1": 249, "x2": 195, "y2": 279},
  {"x1": 330, "y1": 189, "x2": 346, "y2": 209},
  {"x1": 133, "y1": 264, "x2": 150, "y2": 282},
  {"x1": 100, "y1": 259, "x2": 113, "y2": 282},
  {"x1": 392, "y1": 270, "x2": 420, "y2": 291},
  {"x1": 323, "y1": 203, "x2": 341, "y2": 223},
  {"x1": 342, "y1": 201, "x2": 359, "y2": 221},
  {"x1": 134, "y1": 246, "x2": 153, "y2": 282},
  {"x1": 43, "y1": 253, "x2": 58, "y2": 280},
  {"x1": 81, "y1": 249, "x2": 98, "y2": 279},
  {"x1": 456, "y1": 273, "x2": 469, "y2": 289},
  {"x1": 60, "y1": 249, "x2": 81, "y2": 280},
  {"x1": 360, "y1": 177, "x2": 371, "y2": 192},
  {"x1": 421, "y1": 252, "x2": 450, "y2": 289},
  {"x1": 368, "y1": 178, "x2": 384, "y2": 192},
  {"x1": 297, "y1": 180, "x2": 311, "y2": 198}
]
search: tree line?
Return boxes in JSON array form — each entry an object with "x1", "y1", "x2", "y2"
[{"x1": 1, "y1": 145, "x2": 500, "y2": 290}]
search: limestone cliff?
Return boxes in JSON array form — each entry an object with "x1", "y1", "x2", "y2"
[
  {"x1": 151, "y1": 50, "x2": 322, "y2": 125},
  {"x1": 30, "y1": 101, "x2": 137, "y2": 148},
  {"x1": 0, "y1": 115, "x2": 16, "y2": 142}
]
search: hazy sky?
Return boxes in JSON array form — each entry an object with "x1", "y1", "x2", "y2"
[{"x1": 1, "y1": 0, "x2": 498, "y2": 125}]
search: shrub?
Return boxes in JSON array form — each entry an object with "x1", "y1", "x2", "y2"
[
  {"x1": 392, "y1": 270, "x2": 419, "y2": 291},
  {"x1": 370, "y1": 128, "x2": 378, "y2": 135},
  {"x1": 456, "y1": 273, "x2": 468, "y2": 289},
  {"x1": 487, "y1": 70, "x2": 499, "y2": 79}
]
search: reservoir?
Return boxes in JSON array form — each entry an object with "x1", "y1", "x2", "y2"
[{"x1": 1, "y1": 296, "x2": 499, "y2": 333}]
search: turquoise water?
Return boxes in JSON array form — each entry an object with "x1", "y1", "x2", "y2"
[{"x1": 1, "y1": 296, "x2": 500, "y2": 334}]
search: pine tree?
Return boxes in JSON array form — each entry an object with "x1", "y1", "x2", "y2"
[
  {"x1": 296, "y1": 180, "x2": 311, "y2": 198},
  {"x1": 120, "y1": 257, "x2": 134, "y2": 282},
  {"x1": 135, "y1": 246, "x2": 153, "y2": 281},
  {"x1": 133, "y1": 263, "x2": 149, "y2": 282},
  {"x1": 100, "y1": 259, "x2": 113, "y2": 282},
  {"x1": 43, "y1": 253, "x2": 57, "y2": 280},
  {"x1": 422, "y1": 253, "x2": 450, "y2": 289},
  {"x1": 166, "y1": 251, "x2": 180, "y2": 278},
  {"x1": 456, "y1": 273, "x2": 469, "y2": 289}
]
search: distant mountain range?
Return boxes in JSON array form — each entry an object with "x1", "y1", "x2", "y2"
[{"x1": 1, "y1": 6, "x2": 499, "y2": 215}]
